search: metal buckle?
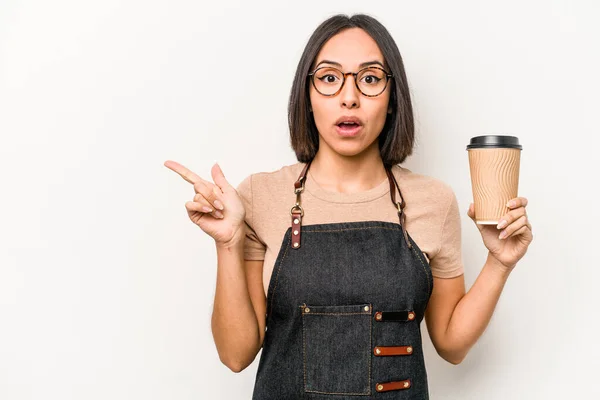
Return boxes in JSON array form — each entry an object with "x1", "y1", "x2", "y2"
[
  {"x1": 290, "y1": 204, "x2": 304, "y2": 217},
  {"x1": 396, "y1": 201, "x2": 403, "y2": 214},
  {"x1": 291, "y1": 176, "x2": 305, "y2": 216},
  {"x1": 292, "y1": 181, "x2": 305, "y2": 216}
]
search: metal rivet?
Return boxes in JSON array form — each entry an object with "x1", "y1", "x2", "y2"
[
  {"x1": 364, "y1": 305, "x2": 370, "y2": 312},
  {"x1": 375, "y1": 348, "x2": 381, "y2": 355},
  {"x1": 403, "y1": 382, "x2": 409, "y2": 388},
  {"x1": 407, "y1": 346, "x2": 413, "y2": 353},
  {"x1": 408, "y1": 312, "x2": 415, "y2": 320},
  {"x1": 375, "y1": 313, "x2": 382, "y2": 321},
  {"x1": 293, "y1": 218, "x2": 299, "y2": 224},
  {"x1": 293, "y1": 242, "x2": 299, "y2": 248},
  {"x1": 304, "y1": 307, "x2": 310, "y2": 313},
  {"x1": 293, "y1": 230, "x2": 298, "y2": 235},
  {"x1": 377, "y1": 384, "x2": 383, "y2": 391}
]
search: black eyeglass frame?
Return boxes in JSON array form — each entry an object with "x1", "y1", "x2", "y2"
[{"x1": 307, "y1": 66, "x2": 394, "y2": 97}]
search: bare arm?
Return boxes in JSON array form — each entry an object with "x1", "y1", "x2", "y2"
[
  {"x1": 425, "y1": 197, "x2": 533, "y2": 365},
  {"x1": 163, "y1": 160, "x2": 267, "y2": 373},
  {"x1": 211, "y1": 233, "x2": 267, "y2": 372},
  {"x1": 425, "y1": 254, "x2": 510, "y2": 364}
]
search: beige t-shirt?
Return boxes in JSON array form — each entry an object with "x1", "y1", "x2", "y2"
[{"x1": 236, "y1": 162, "x2": 464, "y2": 296}]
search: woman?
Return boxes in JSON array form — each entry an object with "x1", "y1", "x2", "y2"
[{"x1": 165, "y1": 14, "x2": 533, "y2": 399}]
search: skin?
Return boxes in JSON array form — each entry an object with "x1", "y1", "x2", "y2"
[
  {"x1": 307, "y1": 28, "x2": 392, "y2": 191},
  {"x1": 164, "y1": 27, "x2": 533, "y2": 371}
]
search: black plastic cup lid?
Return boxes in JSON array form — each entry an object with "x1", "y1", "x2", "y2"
[{"x1": 466, "y1": 135, "x2": 522, "y2": 150}]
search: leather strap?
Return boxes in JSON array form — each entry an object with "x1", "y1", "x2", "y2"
[
  {"x1": 294, "y1": 161, "x2": 311, "y2": 191},
  {"x1": 374, "y1": 310, "x2": 416, "y2": 322},
  {"x1": 385, "y1": 167, "x2": 412, "y2": 249},
  {"x1": 290, "y1": 161, "x2": 311, "y2": 249},
  {"x1": 375, "y1": 379, "x2": 412, "y2": 392},
  {"x1": 291, "y1": 212, "x2": 302, "y2": 249},
  {"x1": 373, "y1": 345, "x2": 413, "y2": 356}
]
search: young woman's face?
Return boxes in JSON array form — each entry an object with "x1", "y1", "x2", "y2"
[{"x1": 309, "y1": 28, "x2": 392, "y2": 159}]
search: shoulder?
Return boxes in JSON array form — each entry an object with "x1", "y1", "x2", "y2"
[
  {"x1": 392, "y1": 164, "x2": 456, "y2": 208},
  {"x1": 251, "y1": 162, "x2": 305, "y2": 187},
  {"x1": 236, "y1": 162, "x2": 304, "y2": 202},
  {"x1": 392, "y1": 165, "x2": 462, "y2": 270},
  {"x1": 391, "y1": 164, "x2": 459, "y2": 243}
]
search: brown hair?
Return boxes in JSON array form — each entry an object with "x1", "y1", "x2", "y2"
[{"x1": 288, "y1": 14, "x2": 415, "y2": 167}]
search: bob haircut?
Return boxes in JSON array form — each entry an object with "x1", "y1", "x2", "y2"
[{"x1": 288, "y1": 14, "x2": 415, "y2": 167}]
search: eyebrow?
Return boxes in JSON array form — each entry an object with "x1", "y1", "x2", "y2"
[{"x1": 315, "y1": 59, "x2": 386, "y2": 69}]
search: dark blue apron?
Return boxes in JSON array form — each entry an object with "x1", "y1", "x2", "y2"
[{"x1": 252, "y1": 161, "x2": 434, "y2": 399}]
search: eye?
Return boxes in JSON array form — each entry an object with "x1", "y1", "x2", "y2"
[
  {"x1": 313, "y1": 68, "x2": 343, "y2": 84},
  {"x1": 361, "y1": 74, "x2": 382, "y2": 85},
  {"x1": 358, "y1": 68, "x2": 386, "y2": 86},
  {"x1": 318, "y1": 74, "x2": 340, "y2": 84}
]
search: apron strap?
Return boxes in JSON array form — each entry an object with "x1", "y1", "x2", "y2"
[
  {"x1": 385, "y1": 167, "x2": 412, "y2": 249},
  {"x1": 290, "y1": 161, "x2": 311, "y2": 249},
  {"x1": 290, "y1": 161, "x2": 411, "y2": 249}
]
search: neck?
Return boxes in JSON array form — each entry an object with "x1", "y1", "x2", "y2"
[{"x1": 309, "y1": 142, "x2": 389, "y2": 194}]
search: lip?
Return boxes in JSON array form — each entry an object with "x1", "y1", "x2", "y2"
[
  {"x1": 335, "y1": 116, "x2": 363, "y2": 126},
  {"x1": 335, "y1": 124, "x2": 363, "y2": 137},
  {"x1": 334, "y1": 115, "x2": 363, "y2": 137}
]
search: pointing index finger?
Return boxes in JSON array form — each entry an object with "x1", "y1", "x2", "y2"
[{"x1": 164, "y1": 160, "x2": 204, "y2": 185}]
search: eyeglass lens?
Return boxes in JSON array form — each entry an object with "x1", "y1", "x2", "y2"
[{"x1": 312, "y1": 67, "x2": 388, "y2": 96}]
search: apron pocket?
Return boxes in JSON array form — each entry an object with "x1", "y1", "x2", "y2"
[{"x1": 301, "y1": 303, "x2": 372, "y2": 395}]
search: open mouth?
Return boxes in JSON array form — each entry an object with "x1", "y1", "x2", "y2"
[
  {"x1": 337, "y1": 122, "x2": 360, "y2": 128},
  {"x1": 336, "y1": 121, "x2": 362, "y2": 136}
]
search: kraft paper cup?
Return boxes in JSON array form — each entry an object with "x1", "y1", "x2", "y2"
[{"x1": 467, "y1": 135, "x2": 522, "y2": 225}]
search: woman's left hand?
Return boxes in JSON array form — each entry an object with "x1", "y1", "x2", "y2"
[{"x1": 467, "y1": 197, "x2": 533, "y2": 271}]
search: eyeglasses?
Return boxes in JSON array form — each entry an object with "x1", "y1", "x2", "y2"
[{"x1": 308, "y1": 66, "x2": 393, "y2": 97}]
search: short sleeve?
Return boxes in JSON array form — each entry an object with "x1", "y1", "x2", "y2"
[
  {"x1": 429, "y1": 190, "x2": 465, "y2": 278},
  {"x1": 236, "y1": 174, "x2": 267, "y2": 261}
]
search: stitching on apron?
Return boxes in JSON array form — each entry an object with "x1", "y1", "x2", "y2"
[
  {"x1": 303, "y1": 312, "x2": 369, "y2": 316},
  {"x1": 368, "y1": 302, "x2": 372, "y2": 395},
  {"x1": 305, "y1": 389, "x2": 372, "y2": 396},
  {"x1": 302, "y1": 312, "x2": 373, "y2": 396},
  {"x1": 269, "y1": 233, "x2": 291, "y2": 319},
  {"x1": 303, "y1": 226, "x2": 401, "y2": 233},
  {"x1": 411, "y1": 245, "x2": 431, "y2": 296},
  {"x1": 302, "y1": 311, "x2": 307, "y2": 391},
  {"x1": 302, "y1": 305, "x2": 373, "y2": 395},
  {"x1": 306, "y1": 388, "x2": 371, "y2": 396}
]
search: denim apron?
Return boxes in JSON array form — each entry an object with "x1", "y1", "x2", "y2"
[{"x1": 252, "y1": 161, "x2": 434, "y2": 399}]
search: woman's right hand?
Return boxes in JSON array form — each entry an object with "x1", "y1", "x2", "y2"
[{"x1": 164, "y1": 160, "x2": 246, "y2": 246}]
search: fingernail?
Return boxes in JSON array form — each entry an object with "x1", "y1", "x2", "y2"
[
  {"x1": 214, "y1": 210, "x2": 224, "y2": 219},
  {"x1": 499, "y1": 230, "x2": 507, "y2": 239},
  {"x1": 497, "y1": 220, "x2": 507, "y2": 229},
  {"x1": 214, "y1": 200, "x2": 224, "y2": 210},
  {"x1": 507, "y1": 200, "x2": 516, "y2": 208},
  {"x1": 202, "y1": 206, "x2": 213, "y2": 213}
]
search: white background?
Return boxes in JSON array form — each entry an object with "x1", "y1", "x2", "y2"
[{"x1": 1, "y1": 1, "x2": 598, "y2": 399}]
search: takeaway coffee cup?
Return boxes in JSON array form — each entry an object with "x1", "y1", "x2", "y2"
[{"x1": 467, "y1": 135, "x2": 523, "y2": 225}]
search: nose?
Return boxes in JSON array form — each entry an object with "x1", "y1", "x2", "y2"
[{"x1": 339, "y1": 73, "x2": 360, "y2": 109}]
